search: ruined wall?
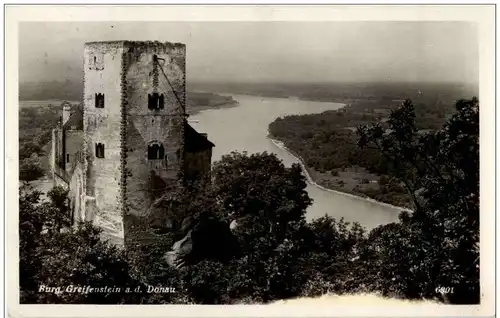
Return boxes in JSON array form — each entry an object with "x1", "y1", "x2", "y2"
[
  {"x1": 83, "y1": 42, "x2": 125, "y2": 244},
  {"x1": 51, "y1": 129, "x2": 57, "y2": 182},
  {"x1": 122, "y1": 42, "x2": 187, "y2": 236},
  {"x1": 51, "y1": 127, "x2": 68, "y2": 186},
  {"x1": 68, "y1": 162, "x2": 85, "y2": 224},
  {"x1": 64, "y1": 130, "x2": 84, "y2": 174},
  {"x1": 51, "y1": 127, "x2": 65, "y2": 169}
]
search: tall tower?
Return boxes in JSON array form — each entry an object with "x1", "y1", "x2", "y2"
[{"x1": 83, "y1": 41, "x2": 187, "y2": 246}]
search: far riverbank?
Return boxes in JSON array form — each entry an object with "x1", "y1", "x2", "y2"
[
  {"x1": 267, "y1": 134, "x2": 411, "y2": 213},
  {"x1": 267, "y1": 98, "x2": 415, "y2": 210},
  {"x1": 186, "y1": 100, "x2": 239, "y2": 116},
  {"x1": 186, "y1": 91, "x2": 239, "y2": 116}
]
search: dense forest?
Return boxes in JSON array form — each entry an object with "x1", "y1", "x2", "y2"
[{"x1": 20, "y1": 97, "x2": 479, "y2": 304}]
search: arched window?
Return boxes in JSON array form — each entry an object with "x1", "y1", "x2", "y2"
[
  {"x1": 95, "y1": 143, "x2": 105, "y2": 158},
  {"x1": 148, "y1": 142, "x2": 164, "y2": 160},
  {"x1": 148, "y1": 93, "x2": 164, "y2": 110},
  {"x1": 95, "y1": 93, "x2": 105, "y2": 108},
  {"x1": 148, "y1": 93, "x2": 154, "y2": 109}
]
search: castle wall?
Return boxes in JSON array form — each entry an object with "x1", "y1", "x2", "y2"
[
  {"x1": 51, "y1": 127, "x2": 67, "y2": 187},
  {"x1": 122, "y1": 42, "x2": 186, "y2": 231},
  {"x1": 51, "y1": 127, "x2": 65, "y2": 169},
  {"x1": 51, "y1": 129, "x2": 57, "y2": 183},
  {"x1": 64, "y1": 130, "x2": 84, "y2": 174},
  {"x1": 83, "y1": 42, "x2": 126, "y2": 244},
  {"x1": 68, "y1": 162, "x2": 85, "y2": 224}
]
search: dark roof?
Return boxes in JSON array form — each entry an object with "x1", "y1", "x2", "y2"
[
  {"x1": 63, "y1": 105, "x2": 84, "y2": 130},
  {"x1": 184, "y1": 121, "x2": 214, "y2": 152}
]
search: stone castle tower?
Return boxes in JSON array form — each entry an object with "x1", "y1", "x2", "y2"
[{"x1": 78, "y1": 41, "x2": 212, "y2": 246}]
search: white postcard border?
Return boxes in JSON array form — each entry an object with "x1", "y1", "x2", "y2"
[{"x1": 4, "y1": 4, "x2": 496, "y2": 318}]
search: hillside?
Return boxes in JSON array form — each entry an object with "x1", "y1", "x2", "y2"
[
  {"x1": 20, "y1": 80, "x2": 84, "y2": 101},
  {"x1": 268, "y1": 82, "x2": 478, "y2": 208}
]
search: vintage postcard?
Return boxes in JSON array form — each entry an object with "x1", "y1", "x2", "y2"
[{"x1": 4, "y1": 4, "x2": 496, "y2": 318}]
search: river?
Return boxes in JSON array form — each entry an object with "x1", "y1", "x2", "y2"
[{"x1": 190, "y1": 93, "x2": 403, "y2": 230}]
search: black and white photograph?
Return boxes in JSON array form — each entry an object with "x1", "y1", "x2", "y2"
[{"x1": 5, "y1": 4, "x2": 495, "y2": 317}]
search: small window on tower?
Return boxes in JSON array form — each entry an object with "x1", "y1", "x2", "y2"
[
  {"x1": 95, "y1": 93, "x2": 105, "y2": 108},
  {"x1": 89, "y1": 55, "x2": 95, "y2": 69},
  {"x1": 148, "y1": 93, "x2": 155, "y2": 109},
  {"x1": 67, "y1": 154, "x2": 70, "y2": 163},
  {"x1": 89, "y1": 54, "x2": 104, "y2": 70},
  {"x1": 96, "y1": 143, "x2": 105, "y2": 158},
  {"x1": 148, "y1": 93, "x2": 164, "y2": 110},
  {"x1": 148, "y1": 142, "x2": 165, "y2": 160}
]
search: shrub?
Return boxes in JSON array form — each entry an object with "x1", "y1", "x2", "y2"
[{"x1": 19, "y1": 154, "x2": 44, "y2": 181}]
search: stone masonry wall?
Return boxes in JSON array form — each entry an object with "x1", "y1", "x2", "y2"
[
  {"x1": 68, "y1": 162, "x2": 85, "y2": 224},
  {"x1": 83, "y1": 42, "x2": 126, "y2": 244},
  {"x1": 82, "y1": 41, "x2": 187, "y2": 247},
  {"x1": 51, "y1": 129, "x2": 58, "y2": 182},
  {"x1": 64, "y1": 130, "x2": 84, "y2": 174},
  {"x1": 122, "y1": 42, "x2": 186, "y2": 239}
]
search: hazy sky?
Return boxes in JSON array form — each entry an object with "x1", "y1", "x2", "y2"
[{"x1": 19, "y1": 21, "x2": 478, "y2": 85}]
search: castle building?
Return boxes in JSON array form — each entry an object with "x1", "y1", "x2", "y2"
[{"x1": 51, "y1": 41, "x2": 214, "y2": 246}]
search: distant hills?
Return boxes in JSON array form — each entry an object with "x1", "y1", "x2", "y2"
[
  {"x1": 18, "y1": 80, "x2": 234, "y2": 102},
  {"x1": 20, "y1": 80, "x2": 478, "y2": 105},
  {"x1": 20, "y1": 80, "x2": 84, "y2": 101},
  {"x1": 19, "y1": 80, "x2": 237, "y2": 116}
]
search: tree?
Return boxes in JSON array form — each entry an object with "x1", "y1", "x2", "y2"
[
  {"x1": 46, "y1": 186, "x2": 72, "y2": 233},
  {"x1": 20, "y1": 153, "x2": 326, "y2": 305},
  {"x1": 19, "y1": 185, "x2": 145, "y2": 304},
  {"x1": 357, "y1": 97, "x2": 479, "y2": 304},
  {"x1": 19, "y1": 154, "x2": 44, "y2": 181},
  {"x1": 19, "y1": 141, "x2": 43, "y2": 160},
  {"x1": 211, "y1": 151, "x2": 311, "y2": 246},
  {"x1": 174, "y1": 152, "x2": 315, "y2": 303}
]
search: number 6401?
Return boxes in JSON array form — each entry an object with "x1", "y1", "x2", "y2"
[{"x1": 435, "y1": 287, "x2": 454, "y2": 294}]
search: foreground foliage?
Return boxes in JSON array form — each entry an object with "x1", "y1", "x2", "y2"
[
  {"x1": 20, "y1": 97, "x2": 479, "y2": 304},
  {"x1": 357, "y1": 97, "x2": 479, "y2": 303}
]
